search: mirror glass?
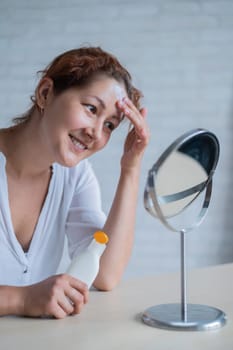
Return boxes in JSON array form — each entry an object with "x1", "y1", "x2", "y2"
[{"x1": 156, "y1": 150, "x2": 208, "y2": 218}]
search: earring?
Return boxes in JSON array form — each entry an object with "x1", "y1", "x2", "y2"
[
  {"x1": 37, "y1": 104, "x2": 44, "y2": 116},
  {"x1": 40, "y1": 107, "x2": 44, "y2": 115}
]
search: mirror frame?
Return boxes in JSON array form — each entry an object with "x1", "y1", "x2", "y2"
[{"x1": 144, "y1": 128, "x2": 220, "y2": 233}]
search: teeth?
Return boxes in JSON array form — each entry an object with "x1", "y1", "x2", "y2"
[{"x1": 70, "y1": 135, "x2": 87, "y2": 150}]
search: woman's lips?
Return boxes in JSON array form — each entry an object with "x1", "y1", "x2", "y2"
[{"x1": 69, "y1": 134, "x2": 88, "y2": 151}]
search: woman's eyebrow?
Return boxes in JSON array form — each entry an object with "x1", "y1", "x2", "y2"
[
  {"x1": 87, "y1": 95, "x2": 123, "y2": 122},
  {"x1": 87, "y1": 95, "x2": 106, "y2": 109}
]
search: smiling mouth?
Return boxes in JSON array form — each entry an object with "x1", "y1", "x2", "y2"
[{"x1": 69, "y1": 134, "x2": 88, "y2": 150}]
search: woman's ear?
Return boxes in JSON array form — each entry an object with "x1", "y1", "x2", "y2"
[{"x1": 36, "y1": 77, "x2": 54, "y2": 111}]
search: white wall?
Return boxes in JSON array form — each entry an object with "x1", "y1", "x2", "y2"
[{"x1": 0, "y1": 0, "x2": 233, "y2": 278}]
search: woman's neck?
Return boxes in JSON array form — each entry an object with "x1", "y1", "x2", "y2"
[{"x1": 0, "y1": 118, "x2": 53, "y2": 178}]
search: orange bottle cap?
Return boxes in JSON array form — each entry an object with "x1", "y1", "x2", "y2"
[{"x1": 94, "y1": 231, "x2": 109, "y2": 244}]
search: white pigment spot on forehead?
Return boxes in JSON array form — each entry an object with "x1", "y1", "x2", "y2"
[{"x1": 114, "y1": 85, "x2": 126, "y2": 101}]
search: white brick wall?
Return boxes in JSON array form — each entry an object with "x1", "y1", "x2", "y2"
[{"x1": 0, "y1": 0, "x2": 233, "y2": 278}]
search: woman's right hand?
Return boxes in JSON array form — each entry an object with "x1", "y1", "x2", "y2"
[{"x1": 21, "y1": 274, "x2": 89, "y2": 319}]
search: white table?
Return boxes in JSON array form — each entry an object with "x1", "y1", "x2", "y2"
[{"x1": 1, "y1": 263, "x2": 233, "y2": 350}]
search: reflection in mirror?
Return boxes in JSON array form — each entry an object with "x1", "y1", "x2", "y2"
[
  {"x1": 142, "y1": 128, "x2": 226, "y2": 331},
  {"x1": 156, "y1": 150, "x2": 208, "y2": 218}
]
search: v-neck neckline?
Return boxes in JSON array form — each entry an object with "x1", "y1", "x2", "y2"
[{"x1": 0, "y1": 151, "x2": 55, "y2": 260}]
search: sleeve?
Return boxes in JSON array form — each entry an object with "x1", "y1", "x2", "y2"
[{"x1": 65, "y1": 160, "x2": 106, "y2": 259}]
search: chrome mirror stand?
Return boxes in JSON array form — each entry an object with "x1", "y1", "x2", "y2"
[
  {"x1": 142, "y1": 229, "x2": 226, "y2": 331},
  {"x1": 142, "y1": 129, "x2": 227, "y2": 331}
]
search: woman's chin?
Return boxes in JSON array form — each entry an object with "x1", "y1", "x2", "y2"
[{"x1": 59, "y1": 152, "x2": 86, "y2": 168}]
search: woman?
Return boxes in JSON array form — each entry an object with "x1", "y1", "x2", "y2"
[{"x1": 0, "y1": 47, "x2": 149, "y2": 319}]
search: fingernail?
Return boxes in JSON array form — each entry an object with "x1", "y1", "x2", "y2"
[{"x1": 117, "y1": 99, "x2": 123, "y2": 106}]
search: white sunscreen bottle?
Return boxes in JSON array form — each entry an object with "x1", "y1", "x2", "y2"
[{"x1": 66, "y1": 231, "x2": 109, "y2": 289}]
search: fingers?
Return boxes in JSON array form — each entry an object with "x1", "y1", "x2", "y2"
[
  {"x1": 65, "y1": 288, "x2": 84, "y2": 315},
  {"x1": 47, "y1": 275, "x2": 89, "y2": 318},
  {"x1": 69, "y1": 276, "x2": 89, "y2": 304},
  {"x1": 140, "y1": 107, "x2": 147, "y2": 119},
  {"x1": 117, "y1": 97, "x2": 142, "y2": 125},
  {"x1": 117, "y1": 98, "x2": 149, "y2": 142},
  {"x1": 56, "y1": 297, "x2": 74, "y2": 318},
  {"x1": 64, "y1": 276, "x2": 89, "y2": 315},
  {"x1": 21, "y1": 274, "x2": 89, "y2": 319}
]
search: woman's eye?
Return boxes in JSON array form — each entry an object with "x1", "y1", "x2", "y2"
[
  {"x1": 104, "y1": 121, "x2": 116, "y2": 132},
  {"x1": 85, "y1": 104, "x2": 97, "y2": 114}
]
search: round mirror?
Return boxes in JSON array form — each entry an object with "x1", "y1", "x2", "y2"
[
  {"x1": 142, "y1": 128, "x2": 227, "y2": 331},
  {"x1": 144, "y1": 129, "x2": 219, "y2": 232}
]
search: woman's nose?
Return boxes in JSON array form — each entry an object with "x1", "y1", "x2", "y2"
[{"x1": 85, "y1": 120, "x2": 102, "y2": 141}]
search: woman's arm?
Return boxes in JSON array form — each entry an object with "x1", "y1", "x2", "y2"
[
  {"x1": 0, "y1": 274, "x2": 88, "y2": 318},
  {"x1": 94, "y1": 167, "x2": 141, "y2": 291},
  {"x1": 94, "y1": 98, "x2": 150, "y2": 291},
  {"x1": 0, "y1": 285, "x2": 25, "y2": 316}
]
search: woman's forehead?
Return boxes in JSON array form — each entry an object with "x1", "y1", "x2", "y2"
[
  {"x1": 87, "y1": 73, "x2": 126, "y2": 90},
  {"x1": 114, "y1": 84, "x2": 126, "y2": 100},
  {"x1": 79, "y1": 76, "x2": 127, "y2": 100}
]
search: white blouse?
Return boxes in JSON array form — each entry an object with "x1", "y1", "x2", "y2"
[{"x1": 0, "y1": 153, "x2": 106, "y2": 286}]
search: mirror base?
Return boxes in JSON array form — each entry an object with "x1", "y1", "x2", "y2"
[{"x1": 142, "y1": 303, "x2": 226, "y2": 331}]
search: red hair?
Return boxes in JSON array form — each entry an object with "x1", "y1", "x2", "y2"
[{"x1": 13, "y1": 46, "x2": 142, "y2": 124}]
